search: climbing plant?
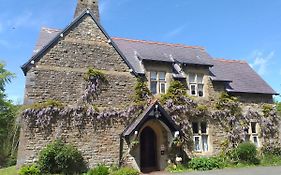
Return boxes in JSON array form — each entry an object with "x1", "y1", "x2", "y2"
[
  {"x1": 133, "y1": 77, "x2": 151, "y2": 104},
  {"x1": 82, "y1": 68, "x2": 108, "y2": 104}
]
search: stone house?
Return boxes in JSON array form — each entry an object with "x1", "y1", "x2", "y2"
[{"x1": 18, "y1": 0, "x2": 279, "y2": 173}]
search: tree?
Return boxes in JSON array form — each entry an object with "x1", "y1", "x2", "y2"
[
  {"x1": 0, "y1": 62, "x2": 18, "y2": 167},
  {"x1": 277, "y1": 102, "x2": 281, "y2": 116}
]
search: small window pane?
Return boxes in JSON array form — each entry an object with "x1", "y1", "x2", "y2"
[
  {"x1": 251, "y1": 122, "x2": 257, "y2": 134},
  {"x1": 160, "y1": 82, "x2": 166, "y2": 94},
  {"x1": 159, "y1": 72, "x2": 166, "y2": 81},
  {"x1": 150, "y1": 72, "x2": 157, "y2": 81},
  {"x1": 201, "y1": 122, "x2": 207, "y2": 134},
  {"x1": 190, "y1": 84, "x2": 196, "y2": 96},
  {"x1": 202, "y1": 135, "x2": 208, "y2": 152},
  {"x1": 194, "y1": 137, "x2": 200, "y2": 151},
  {"x1": 192, "y1": 122, "x2": 199, "y2": 134},
  {"x1": 253, "y1": 136, "x2": 259, "y2": 147},
  {"x1": 244, "y1": 128, "x2": 249, "y2": 134},
  {"x1": 189, "y1": 73, "x2": 196, "y2": 83},
  {"x1": 150, "y1": 82, "x2": 157, "y2": 94},
  {"x1": 245, "y1": 135, "x2": 250, "y2": 142},
  {"x1": 198, "y1": 84, "x2": 204, "y2": 97},
  {"x1": 197, "y1": 74, "x2": 204, "y2": 83}
]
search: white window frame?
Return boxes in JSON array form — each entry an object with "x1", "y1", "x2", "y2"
[
  {"x1": 192, "y1": 121, "x2": 209, "y2": 152},
  {"x1": 245, "y1": 122, "x2": 260, "y2": 147},
  {"x1": 188, "y1": 73, "x2": 204, "y2": 97},
  {"x1": 149, "y1": 71, "x2": 166, "y2": 95}
]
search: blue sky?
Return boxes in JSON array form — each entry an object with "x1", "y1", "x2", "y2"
[{"x1": 0, "y1": 0, "x2": 281, "y2": 104}]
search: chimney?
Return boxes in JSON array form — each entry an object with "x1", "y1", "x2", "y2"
[{"x1": 74, "y1": 0, "x2": 99, "y2": 21}]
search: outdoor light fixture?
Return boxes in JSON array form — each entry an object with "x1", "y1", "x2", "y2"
[
  {"x1": 155, "y1": 105, "x2": 160, "y2": 118},
  {"x1": 134, "y1": 131, "x2": 138, "y2": 135},
  {"x1": 174, "y1": 131, "x2": 180, "y2": 138}
]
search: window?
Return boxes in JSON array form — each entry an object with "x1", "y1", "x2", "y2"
[
  {"x1": 188, "y1": 73, "x2": 204, "y2": 97},
  {"x1": 192, "y1": 122, "x2": 209, "y2": 152},
  {"x1": 245, "y1": 122, "x2": 259, "y2": 147},
  {"x1": 149, "y1": 71, "x2": 166, "y2": 95}
]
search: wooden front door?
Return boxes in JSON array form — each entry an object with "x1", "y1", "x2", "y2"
[{"x1": 140, "y1": 127, "x2": 158, "y2": 173}]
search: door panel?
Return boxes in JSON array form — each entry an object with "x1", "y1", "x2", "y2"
[{"x1": 140, "y1": 127, "x2": 158, "y2": 172}]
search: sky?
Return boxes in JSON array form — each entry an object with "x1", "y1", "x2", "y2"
[{"x1": 0, "y1": 0, "x2": 281, "y2": 104}]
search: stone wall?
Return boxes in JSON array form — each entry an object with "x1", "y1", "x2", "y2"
[
  {"x1": 24, "y1": 15, "x2": 137, "y2": 108},
  {"x1": 17, "y1": 117, "x2": 126, "y2": 168}
]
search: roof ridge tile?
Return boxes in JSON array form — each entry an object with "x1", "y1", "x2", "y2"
[
  {"x1": 41, "y1": 27, "x2": 61, "y2": 32},
  {"x1": 215, "y1": 58, "x2": 247, "y2": 64}
]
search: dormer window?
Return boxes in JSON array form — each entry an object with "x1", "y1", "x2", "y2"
[
  {"x1": 188, "y1": 73, "x2": 204, "y2": 97},
  {"x1": 150, "y1": 71, "x2": 166, "y2": 95}
]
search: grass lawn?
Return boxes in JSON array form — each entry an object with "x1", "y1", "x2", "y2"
[{"x1": 0, "y1": 166, "x2": 17, "y2": 175}]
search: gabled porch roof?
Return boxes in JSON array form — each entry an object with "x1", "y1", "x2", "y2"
[{"x1": 122, "y1": 101, "x2": 180, "y2": 137}]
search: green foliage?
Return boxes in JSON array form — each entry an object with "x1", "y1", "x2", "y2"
[
  {"x1": 236, "y1": 142, "x2": 259, "y2": 164},
  {"x1": 0, "y1": 62, "x2": 15, "y2": 97},
  {"x1": 188, "y1": 157, "x2": 225, "y2": 171},
  {"x1": 23, "y1": 99, "x2": 64, "y2": 110},
  {"x1": 260, "y1": 154, "x2": 281, "y2": 166},
  {"x1": 87, "y1": 165, "x2": 109, "y2": 175},
  {"x1": 161, "y1": 80, "x2": 188, "y2": 105},
  {"x1": 262, "y1": 104, "x2": 273, "y2": 117},
  {"x1": 38, "y1": 140, "x2": 87, "y2": 175},
  {"x1": 110, "y1": 167, "x2": 139, "y2": 175},
  {"x1": 84, "y1": 68, "x2": 107, "y2": 83},
  {"x1": 165, "y1": 164, "x2": 188, "y2": 173},
  {"x1": 0, "y1": 166, "x2": 17, "y2": 175},
  {"x1": 133, "y1": 78, "x2": 151, "y2": 103},
  {"x1": 18, "y1": 164, "x2": 40, "y2": 175},
  {"x1": 261, "y1": 144, "x2": 281, "y2": 156},
  {"x1": 215, "y1": 92, "x2": 240, "y2": 113},
  {"x1": 0, "y1": 62, "x2": 18, "y2": 167},
  {"x1": 196, "y1": 104, "x2": 208, "y2": 112},
  {"x1": 277, "y1": 102, "x2": 281, "y2": 116}
]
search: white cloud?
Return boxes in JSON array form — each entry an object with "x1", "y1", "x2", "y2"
[
  {"x1": 164, "y1": 25, "x2": 186, "y2": 38},
  {"x1": 250, "y1": 50, "x2": 275, "y2": 75}
]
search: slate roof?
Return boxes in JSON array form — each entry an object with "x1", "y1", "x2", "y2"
[
  {"x1": 210, "y1": 59, "x2": 278, "y2": 95},
  {"x1": 112, "y1": 37, "x2": 214, "y2": 74},
  {"x1": 33, "y1": 27, "x2": 60, "y2": 54},
  {"x1": 22, "y1": 14, "x2": 278, "y2": 95}
]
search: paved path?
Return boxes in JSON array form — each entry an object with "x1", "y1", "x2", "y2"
[{"x1": 145, "y1": 166, "x2": 281, "y2": 175}]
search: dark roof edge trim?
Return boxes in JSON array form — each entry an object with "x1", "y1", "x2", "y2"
[
  {"x1": 227, "y1": 90, "x2": 279, "y2": 95},
  {"x1": 21, "y1": 9, "x2": 139, "y2": 76},
  {"x1": 122, "y1": 101, "x2": 181, "y2": 137}
]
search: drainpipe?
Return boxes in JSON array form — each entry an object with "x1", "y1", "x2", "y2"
[{"x1": 119, "y1": 134, "x2": 124, "y2": 168}]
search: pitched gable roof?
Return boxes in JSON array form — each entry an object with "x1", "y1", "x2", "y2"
[
  {"x1": 210, "y1": 59, "x2": 278, "y2": 95},
  {"x1": 112, "y1": 37, "x2": 214, "y2": 74},
  {"x1": 21, "y1": 9, "x2": 137, "y2": 76},
  {"x1": 122, "y1": 101, "x2": 180, "y2": 137},
  {"x1": 22, "y1": 13, "x2": 278, "y2": 95}
]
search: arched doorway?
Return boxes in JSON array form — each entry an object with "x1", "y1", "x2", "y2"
[{"x1": 140, "y1": 126, "x2": 158, "y2": 173}]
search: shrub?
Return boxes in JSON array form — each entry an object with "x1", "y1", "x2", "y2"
[
  {"x1": 111, "y1": 167, "x2": 139, "y2": 175},
  {"x1": 38, "y1": 140, "x2": 87, "y2": 175},
  {"x1": 262, "y1": 144, "x2": 281, "y2": 156},
  {"x1": 18, "y1": 164, "x2": 40, "y2": 175},
  {"x1": 165, "y1": 163, "x2": 187, "y2": 173},
  {"x1": 87, "y1": 165, "x2": 109, "y2": 175},
  {"x1": 236, "y1": 142, "x2": 259, "y2": 164},
  {"x1": 188, "y1": 157, "x2": 225, "y2": 171}
]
